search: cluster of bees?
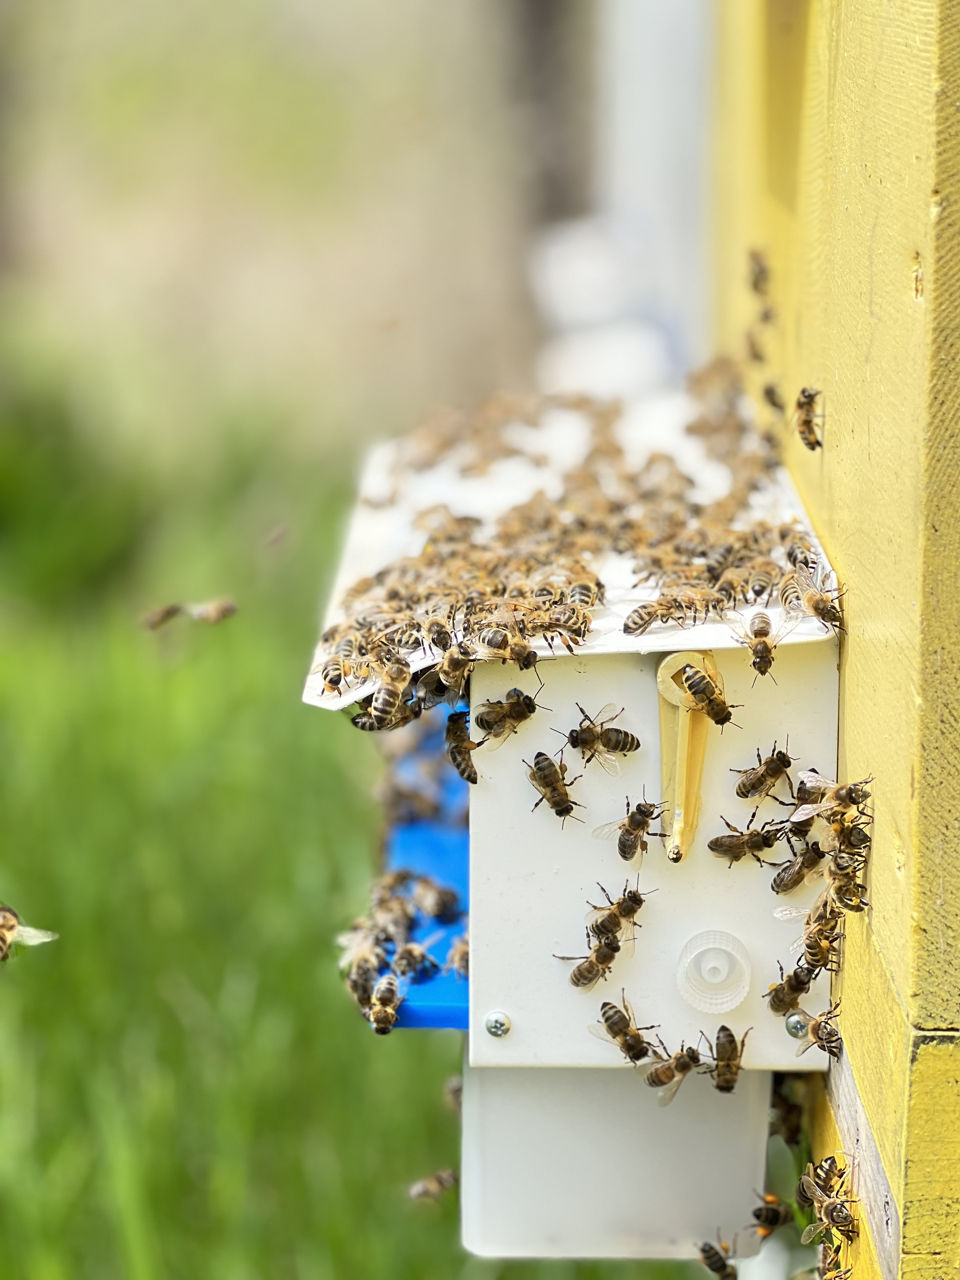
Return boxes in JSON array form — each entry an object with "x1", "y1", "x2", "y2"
[
  {"x1": 699, "y1": 1153, "x2": 859, "y2": 1280},
  {"x1": 313, "y1": 364, "x2": 844, "y2": 736},
  {"x1": 336, "y1": 868, "x2": 467, "y2": 1034}
]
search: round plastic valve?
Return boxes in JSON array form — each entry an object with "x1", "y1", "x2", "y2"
[{"x1": 676, "y1": 930, "x2": 751, "y2": 1014}]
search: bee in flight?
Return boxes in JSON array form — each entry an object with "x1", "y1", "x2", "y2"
[
  {"x1": 0, "y1": 907, "x2": 58, "y2": 962},
  {"x1": 698, "y1": 1238, "x2": 737, "y2": 1280},
  {"x1": 749, "y1": 1192, "x2": 793, "y2": 1239},
  {"x1": 554, "y1": 929, "x2": 622, "y2": 990},
  {"x1": 641, "y1": 1040, "x2": 702, "y2": 1106},
  {"x1": 730, "y1": 740, "x2": 797, "y2": 803},
  {"x1": 589, "y1": 990, "x2": 660, "y2": 1065},
  {"x1": 524, "y1": 752, "x2": 583, "y2": 825},
  {"x1": 592, "y1": 792, "x2": 667, "y2": 864},
  {"x1": 143, "y1": 599, "x2": 237, "y2": 629},
  {"x1": 408, "y1": 1168, "x2": 458, "y2": 1202},
  {"x1": 700, "y1": 1025, "x2": 751, "y2": 1094},
  {"x1": 557, "y1": 703, "x2": 641, "y2": 775}
]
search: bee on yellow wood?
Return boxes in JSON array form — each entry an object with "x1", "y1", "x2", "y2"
[
  {"x1": 799, "y1": 1161, "x2": 858, "y2": 1244},
  {"x1": 795, "y1": 387, "x2": 823, "y2": 450},
  {"x1": 780, "y1": 565, "x2": 845, "y2": 634}
]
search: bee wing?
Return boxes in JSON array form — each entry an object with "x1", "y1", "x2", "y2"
[
  {"x1": 587, "y1": 748, "x2": 622, "y2": 778},
  {"x1": 395, "y1": 975, "x2": 413, "y2": 1002},
  {"x1": 588, "y1": 1021, "x2": 616, "y2": 1045},
  {"x1": 15, "y1": 925, "x2": 58, "y2": 947},
  {"x1": 592, "y1": 703, "x2": 622, "y2": 726},
  {"x1": 722, "y1": 609, "x2": 751, "y2": 643},
  {"x1": 797, "y1": 769, "x2": 836, "y2": 791},
  {"x1": 789, "y1": 801, "x2": 833, "y2": 823},
  {"x1": 773, "y1": 904, "x2": 809, "y2": 922},
  {"x1": 592, "y1": 819, "x2": 626, "y2": 841},
  {"x1": 622, "y1": 994, "x2": 636, "y2": 1025},
  {"x1": 655, "y1": 1072, "x2": 688, "y2": 1107},
  {"x1": 617, "y1": 929, "x2": 637, "y2": 959},
  {"x1": 477, "y1": 726, "x2": 516, "y2": 752},
  {"x1": 800, "y1": 1223, "x2": 826, "y2": 1246},
  {"x1": 770, "y1": 612, "x2": 805, "y2": 645},
  {"x1": 794, "y1": 563, "x2": 820, "y2": 594},
  {"x1": 419, "y1": 931, "x2": 446, "y2": 953}
]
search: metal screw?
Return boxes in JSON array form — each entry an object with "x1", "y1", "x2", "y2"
[
  {"x1": 485, "y1": 1010, "x2": 511, "y2": 1038},
  {"x1": 667, "y1": 844, "x2": 683, "y2": 864},
  {"x1": 785, "y1": 1011, "x2": 810, "y2": 1040}
]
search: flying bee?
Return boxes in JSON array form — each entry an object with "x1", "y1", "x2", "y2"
[
  {"x1": 0, "y1": 907, "x2": 58, "y2": 962},
  {"x1": 408, "y1": 1168, "x2": 458, "y2": 1202},
  {"x1": 679, "y1": 662, "x2": 741, "y2": 729},
  {"x1": 589, "y1": 990, "x2": 660, "y2": 1065},
  {"x1": 793, "y1": 1001, "x2": 843, "y2": 1060},
  {"x1": 749, "y1": 1192, "x2": 793, "y2": 1238},
  {"x1": 699, "y1": 1238, "x2": 737, "y2": 1280},
  {"x1": 731, "y1": 740, "x2": 797, "y2": 802},
  {"x1": 444, "y1": 932, "x2": 469, "y2": 978},
  {"x1": 763, "y1": 960, "x2": 817, "y2": 1014},
  {"x1": 700, "y1": 1025, "x2": 751, "y2": 1094},
  {"x1": 391, "y1": 935, "x2": 442, "y2": 981},
  {"x1": 725, "y1": 611, "x2": 795, "y2": 682},
  {"x1": 789, "y1": 771, "x2": 873, "y2": 823},
  {"x1": 525, "y1": 752, "x2": 584, "y2": 825},
  {"x1": 592, "y1": 793, "x2": 667, "y2": 864},
  {"x1": 799, "y1": 1165, "x2": 858, "y2": 1244},
  {"x1": 366, "y1": 972, "x2": 410, "y2": 1035},
  {"x1": 444, "y1": 711, "x2": 482, "y2": 784},
  {"x1": 781, "y1": 565, "x2": 845, "y2": 634},
  {"x1": 473, "y1": 686, "x2": 545, "y2": 748},
  {"x1": 795, "y1": 387, "x2": 823, "y2": 450},
  {"x1": 559, "y1": 703, "x2": 640, "y2": 775},
  {"x1": 708, "y1": 808, "x2": 784, "y2": 868},
  {"x1": 554, "y1": 929, "x2": 622, "y2": 990},
  {"x1": 770, "y1": 842, "x2": 827, "y2": 895},
  {"x1": 641, "y1": 1040, "x2": 702, "y2": 1105}
]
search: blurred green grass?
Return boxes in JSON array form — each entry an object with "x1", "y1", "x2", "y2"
[{"x1": 0, "y1": 391, "x2": 694, "y2": 1279}]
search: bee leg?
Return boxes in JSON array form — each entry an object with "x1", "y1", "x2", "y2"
[
  {"x1": 531, "y1": 796, "x2": 546, "y2": 812},
  {"x1": 719, "y1": 815, "x2": 740, "y2": 834}
]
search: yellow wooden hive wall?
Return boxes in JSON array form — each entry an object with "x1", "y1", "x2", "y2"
[{"x1": 713, "y1": 3, "x2": 960, "y2": 1278}]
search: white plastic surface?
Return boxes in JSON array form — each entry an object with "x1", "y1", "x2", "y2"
[
  {"x1": 460, "y1": 1059, "x2": 769, "y2": 1259},
  {"x1": 468, "y1": 640, "x2": 837, "y2": 1072}
]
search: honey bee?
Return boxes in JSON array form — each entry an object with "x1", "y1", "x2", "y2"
[
  {"x1": 745, "y1": 558, "x2": 783, "y2": 603},
  {"x1": 798, "y1": 905, "x2": 844, "y2": 972},
  {"x1": 411, "y1": 876, "x2": 460, "y2": 923},
  {"x1": 701, "y1": 1025, "x2": 751, "y2": 1094},
  {"x1": 795, "y1": 387, "x2": 823, "y2": 450},
  {"x1": 554, "y1": 929, "x2": 621, "y2": 989},
  {"x1": 351, "y1": 695, "x2": 422, "y2": 733},
  {"x1": 789, "y1": 771, "x2": 872, "y2": 823},
  {"x1": 371, "y1": 895, "x2": 415, "y2": 948},
  {"x1": 445, "y1": 1075, "x2": 463, "y2": 1114},
  {"x1": 364, "y1": 660, "x2": 413, "y2": 730},
  {"x1": 473, "y1": 686, "x2": 544, "y2": 746},
  {"x1": 822, "y1": 854, "x2": 870, "y2": 914},
  {"x1": 730, "y1": 741, "x2": 796, "y2": 801},
  {"x1": 749, "y1": 248, "x2": 770, "y2": 296},
  {"x1": 725, "y1": 611, "x2": 793, "y2": 681},
  {"x1": 708, "y1": 809, "x2": 784, "y2": 868},
  {"x1": 444, "y1": 711, "x2": 482, "y2": 784},
  {"x1": 622, "y1": 595, "x2": 687, "y2": 636},
  {"x1": 762, "y1": 384, "x2": 785, "y2": 414},
  {"x1": 592, "y1": 793, "x2": 666, "y2": 863},
  {"x1": 569, "y1": 576, "x2": 604, "y2": 607},
  {"x1": 641, "y1": 1040, "x2": 702, "y2": 1105},
  {"x1": 366, "y1": 972, "x2": 409, "y2": 1035},
  {"x1": 750, "y1": 1192, "x2": 793, "y2": 1238},
  {"x1": 142, "y1": 602, "x2": 184, "y2": 630},
  {"x1": 0, "y1": 907, "x2": 58, "y2": 961},
  {"x1": 338, "y1": 924, "x2": 388, "y2": 1008},
  {"x1": 818, "y1": 1242, "x2": 852, "y2": 1280},
  {"x1": 445, "y1": 932, "x2": 469, "y2": 978},
  {"x1": 559, "y1": 703, "x2": 640, "y2": 775},
  {"x1": 584, "y1": 878, "x2": 653, "y2": 958},
  {"x1": 679, "y1": 662, "x2": 741, "y2": 729},
  {"x1": 769, "y1": 842, "x2": 827, "y2": 895},
  {"x1": 473, "y1": 621, "x2": 539, "y2": 673},
  {"x1": 781, "y1": 565, "x2": 845, "y2": 634},
  {"x1": 391, "y1": 937, "x2": 442, "y2": 981},
  {"x1": 525, "y1": 752, "x2": 583, "y2": 825},
  {"x1": 144, "y1": 599, "x2": 237, "y2": 629},
  {"x1": 763, "y1": 960, "x2": 816, "y2": 1015},
  {"x1": 417, "y1": 645, "x2": 475, "y2": 708},
  {"x1": 589, "y1": 990, "x2": 659, "y2": 1065},
  {"x1": 699, "y1": 1238, "x2": 737, "y2": 1280},
  {"x1": 799, "y1": 1163, "x2": 858, "y2": 1244},
  {"x1": 797, "y1": 1156, "x2": 846, "y2": 1209},
  {"x1": 793, "y1": 1001, "x2": 843, "y2": 1059},
  {"x1": 408, "y1": 1168, "x2": 458, "y2": 1202}
]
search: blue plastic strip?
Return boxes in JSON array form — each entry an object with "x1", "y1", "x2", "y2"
[{"x1": 379, "y1": 709, "x2": 469, "y2": 1031}]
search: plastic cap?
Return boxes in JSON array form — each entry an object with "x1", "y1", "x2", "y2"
[{"x1": 676, "y1": 930, "x2": 751, "y2": 1014}]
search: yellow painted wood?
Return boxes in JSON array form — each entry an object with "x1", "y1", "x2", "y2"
[
  {"x1": 714, "y1": 2, "x2": 960, "y2": 1275},
  {"x1": 811, "y1": 1083, "x2": 886, "y2": 1280}
]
